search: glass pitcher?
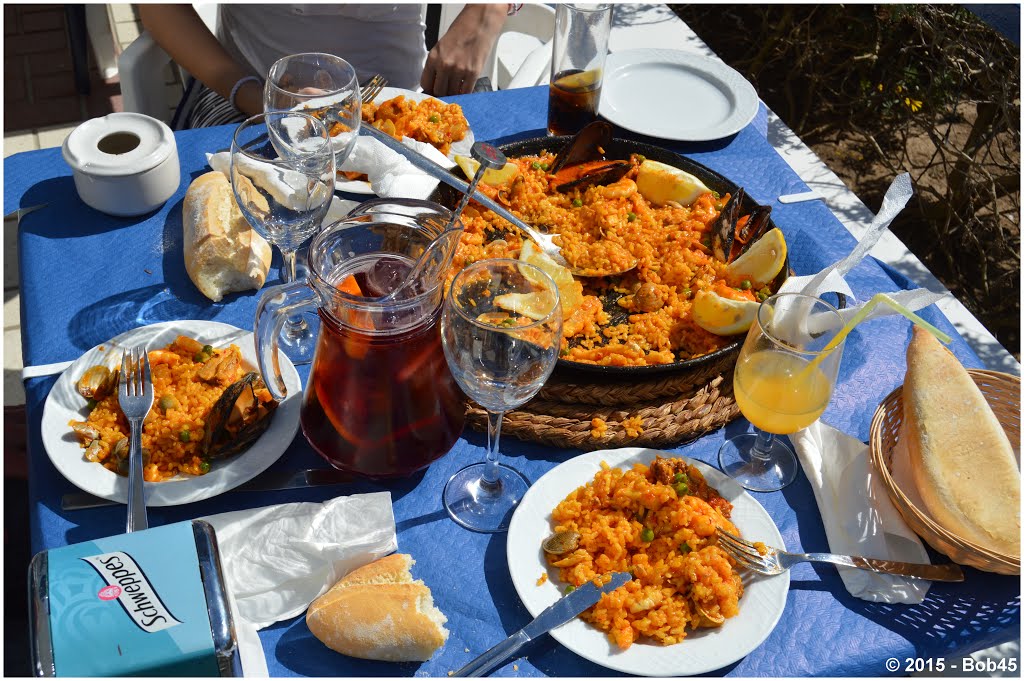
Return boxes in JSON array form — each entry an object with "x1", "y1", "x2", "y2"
[{"x1": 255, "y1": 199, "x2": 466, "y2": 478}]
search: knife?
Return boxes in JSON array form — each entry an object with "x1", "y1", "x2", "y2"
[
  {"x1": 453, "y1": 572, "x2": 632, "y2": 678},
  {"x1": 61, "y1": 468, "x2": 354, "y2": 511},
  {"x1": 355, "y1": 123, "x2": 541, "y2": 237}
]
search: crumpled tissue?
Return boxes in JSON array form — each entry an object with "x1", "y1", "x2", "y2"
[
  {"x1": 206, "y1": 151, "x2": 358, "y2": 224},
  {"x1": 790, "y1": 421, "x2": 931, "y2": 603},
  {"x1": 339, "y1": 134, "x2": 456, "y2": 199},
  {"x1": 200, "y1": 492, "x2": 397, "y2": 676}
]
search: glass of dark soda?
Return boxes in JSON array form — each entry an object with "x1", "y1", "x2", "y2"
[{"x1": 547, "y1": 4, "x2": 613, "y2": 136}]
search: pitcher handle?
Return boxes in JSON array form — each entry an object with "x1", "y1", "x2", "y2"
[{"x1": 254, "y1": 281, "x2": 318, "y2": 400}]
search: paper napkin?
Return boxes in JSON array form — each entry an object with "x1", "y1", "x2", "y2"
[
  {"x1": 206, "y1": 152, "x2": 358, "y2": 224},
  {"x1": 340, "y1": 134, "x2": 456, "y2": 199},
  {"x1": 200, "y1": 492, "x2": 398, "y2": 676},
  {"x1": 790, "y1": 421, "x2": 931, "y2": 603}
]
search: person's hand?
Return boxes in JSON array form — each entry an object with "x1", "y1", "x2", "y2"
[{"x1": 421, "y1": 4, "x2": 507, "y2": 96}]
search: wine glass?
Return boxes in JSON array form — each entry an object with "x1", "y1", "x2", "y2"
[
  {"x1": 264, "y1": 52, "x2": 361, "y2": 167},
  {"x1": 441, "y1": 259, "x2": 563, "y2": 533},
  {"x1": 718, "y1": 292, "x2": 846, "y2": 492},
  {"x1": 230, "y1": 111, "x2": 335, "y2": 364}
]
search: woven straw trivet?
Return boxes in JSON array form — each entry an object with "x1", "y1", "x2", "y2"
[{"x1": 465, "y1": 350, "x2": 742, "y2": 450}]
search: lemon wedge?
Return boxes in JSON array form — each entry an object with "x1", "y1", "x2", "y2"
[
  {"x1": 635, "y1": 159, "x2": 711, "y2": 207},
  {"x1": 493, "y1": 291, "x2": 559, "y2": 321},
  {"x1": 691, "y1": 291, "x2": 761, "y2": 335},
  {"x1": 554, "y1": 69, "x2": 601, "y2": 90},
  {"x1": 454, "y1": 154, "x2": 519, "y2": 186},
  {"x1": 725, "y1": 228, "x2": 788, "y2": 285},
  {"x1": 518, "y1": 240, "x2": 583, "y2": 316}
]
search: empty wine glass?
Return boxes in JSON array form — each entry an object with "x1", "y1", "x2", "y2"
[
  {"x1": 230, "y1": 111, "x2": 335, "y2": 364},
  {"x1": 718, "y1": 292, "x2": 846, "y2": 491},
  {"x1": 441, "y1": 259, "x2": 563, "y2": 533},
  {"x1": 265, "y1": 52, "x2": 361, "y2": 166}
]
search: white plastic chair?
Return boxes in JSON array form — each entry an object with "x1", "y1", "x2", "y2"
[
  {"x1": 118, "y1": 4, "x2": 219, "y2": 122},
  {"x1": 438, "y1": 3, "x2": 555, "y2": 90}
]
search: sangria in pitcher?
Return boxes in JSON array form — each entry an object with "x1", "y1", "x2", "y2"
[{"x1": 255, "y1": 199, "x2": 466, "y2": 478}]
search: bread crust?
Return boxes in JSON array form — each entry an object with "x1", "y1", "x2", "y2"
[
  {"x1": 306, "y1": 554, "x2": 448, "y2": 662},
  {"x1": 904, "y1": 327, "x2": 1020, "y2": 556},
  {"x1": 182, "y1": 171, "x2": 271, "y2": 302}
]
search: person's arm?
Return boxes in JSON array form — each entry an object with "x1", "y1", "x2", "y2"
[
  {"x1": 420, "y1": 4, "x2": 508, "y2": 96},
  {"x1": 138, "y1": 4, "x2": 262, "y2": 116}
]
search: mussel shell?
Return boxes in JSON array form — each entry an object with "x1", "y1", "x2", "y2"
[
  {"x1": 711, "y1": 188, "x2": 745, "y2": 263},
  {"x1": 542, "y1": 530, "x2": 582, "y2": 555},
  {"x1": 711, "y1": 189, "x2": 774, "y2": 264},
  {"x1": 555, "y1": 160, "x2": 633, "y2": 193},
  {"x1": 77, "y1": 365, "x2": 116, "y2": 401},
  {"x1": 202, "y1": 372, "x2": 279, "y2": 460},
  {"x1": 549, "y1": 121, "x2": 614, "y2": 175}
]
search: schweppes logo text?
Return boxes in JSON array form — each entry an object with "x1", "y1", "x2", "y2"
[{"x1": 82, "y1": 551, "x2": 183, "y2": 633}]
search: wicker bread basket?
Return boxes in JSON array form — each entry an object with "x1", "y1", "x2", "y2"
[{"x1": 869, "y1": 369, "x2": 1021, "y2": 575}]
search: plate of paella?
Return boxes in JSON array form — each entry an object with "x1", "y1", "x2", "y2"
[
  {"x1": 336, "y1": 86, "x2": 476, "y2": 194},
  {"x1": 433, "y1": 122, "x2": 788, "y2": 377},
  {"x1": 40, "y1": 320, "x2": 302, "y2": 506},
  {"x1": 506, "y1": 447, "x2": 789, "y2": 676}
]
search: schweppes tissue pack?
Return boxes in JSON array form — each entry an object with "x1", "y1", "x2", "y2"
[{"x1": 29, "y1": 520, "x2": 239, "y2": 676}]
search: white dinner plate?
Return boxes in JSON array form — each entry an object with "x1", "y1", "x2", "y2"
[
  {"x1": 41, "y1": 320, "x2": 302, "y2": 506},
  {"x1": 599, "y1": 49, "x2": 759, "y2": 141},
  {"x1": 507, "y1": 447, "x2": 790, "y2": 676},
  {"x1": 336, "y1": 86, "x2": 476, "y2": 194}
]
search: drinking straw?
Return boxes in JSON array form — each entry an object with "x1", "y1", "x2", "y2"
[{"x1": 801, "y1": 293, "x2": 952, "y2": 376}]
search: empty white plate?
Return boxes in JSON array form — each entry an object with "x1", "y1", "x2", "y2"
[{"x1": 599, "y1": 49, "x2": 759, "y2": 141}]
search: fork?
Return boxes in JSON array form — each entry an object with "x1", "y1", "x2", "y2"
[
  {"x1": 716, "y1": 527, "x2": 965, "y2": 582},
  {"x1": 361, "y1": 74, "x2": 387, "y2": 104},
  {"x1": 120, "y1": 347, "x2": 154, "y2": 533}
]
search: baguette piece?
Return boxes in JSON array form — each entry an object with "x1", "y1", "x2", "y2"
[
  {"x1": 183, "y1": 171, "x2": 271, "y2": 302},
  {"x1": 903, "y1": 326, "x2": 1020, "y2": 556},
  {"x1": 306, "y1": 554, "x2": 448, "y2": 662}
]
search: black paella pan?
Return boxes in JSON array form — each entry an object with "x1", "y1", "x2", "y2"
[{"x1": 430, "y1": 128, "x2": 789, "y2": 379}]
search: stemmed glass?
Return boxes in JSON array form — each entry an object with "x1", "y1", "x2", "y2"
[
  {"x1": 230, "y1": 111, "x2": 335, "y2": 364},
  {"x1": 441, "y1": 259, "x2": 563, "y2": 533},
  {"x1": 264, "y1": 52, "x2": 361, "y2": 167},
  {"x1": 718, "y1": 292, "x2": 846, "y2": 492}
]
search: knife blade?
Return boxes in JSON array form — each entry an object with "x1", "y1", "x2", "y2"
[
  {"x1": 354, "y1": 124, "x2": 541, "y2": 237},
  {"x1": 60, "y1": 468, "x2": 354, "y2": 511},
  {"x1": 453, "y1": 572, "x2": 632, "y2": 678}
]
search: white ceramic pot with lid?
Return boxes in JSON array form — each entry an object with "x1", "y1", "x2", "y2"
[{"x1": 62, "y1": 112, "x2": 180, "y2": 217}]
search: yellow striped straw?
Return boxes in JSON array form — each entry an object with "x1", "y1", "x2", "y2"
[{"x1": 801, "y1": 293, "x2": 952, "y2": 377}]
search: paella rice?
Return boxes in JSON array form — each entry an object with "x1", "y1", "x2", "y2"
[
  {"x1": 361, "y1": 95, "x2": 469, "y2": 156},
  {"x1": 448, "y1": 150, "x2": 767, "y2": 367},
  {"x1": 547, "y1": 457, "x2": 743, "y2": 649},
  {"x1": 68, "y1": 335, "x2": 274, "y2": 482}
]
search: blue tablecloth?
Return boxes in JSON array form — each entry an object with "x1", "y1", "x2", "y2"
[{"x1": 8, "y1": 86, "x2": 1018, "y2": 677}]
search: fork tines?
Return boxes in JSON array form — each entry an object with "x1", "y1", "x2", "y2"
[
  {"x1": 361, "y1": 74, "x2": 387, "y2": 104},
  {"x1": 716, "y1": 527, "x2": 775, "y2": 574}
]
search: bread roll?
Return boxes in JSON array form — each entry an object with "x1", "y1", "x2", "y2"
[
  {"x1": 903, "y1": 326, "x2": 1020, "y2": 556},
  {"x1": 306, "y1": 554, "x2": 448, "y2": 662},
  {"x1": 183, "y1": 171, "x2": 271, "y2": 302}
]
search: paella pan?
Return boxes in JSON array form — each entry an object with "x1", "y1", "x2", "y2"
[{"x1": 434, "y1": 122, "x2": 788, "y2": 377}]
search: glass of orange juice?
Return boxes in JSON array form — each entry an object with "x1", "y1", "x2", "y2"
[{"x1": 718, "y1": 292, "x2": 845, "y2": 492}]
